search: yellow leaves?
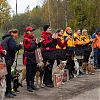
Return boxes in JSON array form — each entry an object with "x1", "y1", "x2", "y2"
[{"x1": 0, "y1": 0, "x2": 10, "y2": 27}]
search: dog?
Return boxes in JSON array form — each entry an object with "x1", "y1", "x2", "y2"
[
  {"x1": 19, "y1": 62, "x2": 45, "y2": 88},
  {"x1": 11, "y1": 67, "x2": 23, "y2": 92},
  {"x1": 53, "y1": 61, "x2": 66, "y2": 83},
  {"x1": 35, "y1": 61, "x2": 45, "y2": 88},
  {"x1": 53, "y1": 61, "x2": 66, "y2": 75},
  {"x1": 82, "y1": 63, "x2": 96, "y2": 74},
  {"x1": 74, "y1": 58, "x2": 80, "y2": 77},
  {"x1": 0, "y1": 76, "x2": 6, "y2": 100},
  {"x1": 19, "y1": 66, "x2": 26, "y2": 84},
  {"x1": 0, "y1": 60, "x2": 6, "y2": 100},
  {"x1": 66, "y1": 57, "x2": 76, "y2": 79}
]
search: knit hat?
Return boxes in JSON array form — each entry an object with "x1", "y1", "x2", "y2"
[
  {"x1": 8, "y1": 29, "x2": 18, "y2": 34},
  {"x1": 95, "y1": 28, "x2": 100, "y2": 34},
  {"x1": 43, "y1": 24, "x2": 50, "y2": 31}
]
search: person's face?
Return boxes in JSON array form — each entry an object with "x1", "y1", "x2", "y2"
[
  {"x1": 46, "y1": 27, "x2": 52, "y2": 33},
  {"x1": 11, "y1": 31, "x2": 18, "y2": 39},
  {"x1": 77, "y1": 30, "x2": 81, "y2": 34},
  {"x1": 60, "y1": 29, "x2": 64, "y2": 34},
  {"x1": 58, "y1": 30, "x2": 63, "y2": 36},
  {"x1": 26, "y1": 30, "x2": 33, "y2": 35},
  {"x1": 67, "y1": 28, "x2": 72, "y2": 34},
  {"x1": 83, "y1": 31, "x2": 87, "y2": 35},
  {"x1": 97, "y1": 32, "x2": 100, "y2": 36}
]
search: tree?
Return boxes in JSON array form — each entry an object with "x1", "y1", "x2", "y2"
[{"x1": 0, "y1": 0, "x2": 10, "y2": 27}]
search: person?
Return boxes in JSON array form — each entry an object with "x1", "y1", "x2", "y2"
[
  {"x1": 74, "y1": 28, "x2": 83, "y2": 66},
  {"x1": 92, "y1": 28, "x2": 100, "y2": 68},
  {"x1": 23, "y1": 26, "x2": 38, "y2": 92},
  {"x1": 82, "y1": 29, "x2": 92, "y2": 63},
  {"x1": 40, "y1": 24, "x2": 56, "y2": 87},
  {"x1": 93, "y1": 28, "x2": 100, "y2": 69},
  {"x1": 64, "y1": 27, "x2": 75, "y2": 56},
  {"x1": 56, "y1": 29, "x2": 67, "y2": 65},
  {"x1": 1, "y1": 29, "x2": 22, "y2": 98}
]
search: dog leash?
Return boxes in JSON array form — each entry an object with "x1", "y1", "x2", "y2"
[{"x1": 14, "y1": 50, "x2": 19, "y2": 69}]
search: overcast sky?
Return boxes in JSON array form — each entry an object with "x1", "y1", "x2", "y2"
[{"x1": 7, "y1": 0, "x2": 44, "y2": 14}]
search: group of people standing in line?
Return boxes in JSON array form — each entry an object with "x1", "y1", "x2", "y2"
[{"x1": 0, "y1": 24, "x2": 100, "y2": 98}]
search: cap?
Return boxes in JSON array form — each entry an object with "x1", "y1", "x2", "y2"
[{"x1": 25, "y1": 26, "x2": 34, "y2": 31}]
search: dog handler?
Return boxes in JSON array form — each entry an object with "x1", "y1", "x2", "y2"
[
  {"x1": 23, "y1": 26, "x2": 38, "y2": 92},
  {"x1": 1, "y1": 29, "x2": 22, "y2": 98}
]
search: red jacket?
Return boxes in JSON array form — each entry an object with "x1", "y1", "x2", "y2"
[
  {"x1": 41, "y1": 31, "x2": 56, "y2": 51},
  {"x1": 23, "y1": 33, "x2": 37, "y2": 50},
  {"x1": 41, "y1": 31, "x2": 52, "y2": 47},
  {"x1": 23, "y1": 33, "x2": 37, "y2": 65},
  {"x1": 0, "y1": 45, "x2": 4, "y2": 54}
]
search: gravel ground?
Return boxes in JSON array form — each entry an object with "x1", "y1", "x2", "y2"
[{"x1": 5, "y1": 55, "x2": 100, "y2": 100}]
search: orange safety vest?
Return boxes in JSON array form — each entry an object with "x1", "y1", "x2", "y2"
[{"x1": 93, "y1": 35, "x2": 100, "y2": 48}]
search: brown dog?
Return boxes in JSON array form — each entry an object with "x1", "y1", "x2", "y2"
[
  {"x1": 82, "y1": 63, "x2": 95, "y2": 74},
  {"x1": 35, "y1": 62, "x2": 45, "y2": 88},
  {"x1": 18, "y1": 65, "x2": 26, "y2": 86},
  {"x1": 19, "y1": 62, "x2": 45, "y2": 88}
]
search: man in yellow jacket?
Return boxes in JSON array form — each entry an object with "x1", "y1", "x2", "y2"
[{"x1": 64, "y1": 27, "x2": 75, "y2": 56}]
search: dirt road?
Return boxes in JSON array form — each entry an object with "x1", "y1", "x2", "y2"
[
  {"x1": 5, "y1": 55, "x2": 100, "y2": 100},
  {"x1": 5, "y1": 69, "x2": 100, "y2": 100}
]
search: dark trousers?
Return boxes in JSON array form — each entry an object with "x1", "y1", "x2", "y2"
[
  {"x1": 93, "y1": 48, "x2": 98, "y2": 66},
  {"x1": 83, "y1": 51, "x2": 91, "y2": 63},
  {"x1": 97, "y1": 49, "x2": 100, "y2": 69},
  {"x1": 5, "y1": 59, "x2": 14, "y2": 93},
  {"x1": 26, "y1": 63, "x2": 37, "y2": 85},
  {"x1": 43, "y1": 60, "x2": 54, "y2": 85}
]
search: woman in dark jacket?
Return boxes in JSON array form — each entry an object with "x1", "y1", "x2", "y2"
[
  {"x1": 23, "y1": 26, "x2": 37, "y2": 92},
  {"x1": 1, "y1": 29, "x2": 22, "y2": 98}
]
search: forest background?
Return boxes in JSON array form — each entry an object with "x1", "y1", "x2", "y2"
[{"x1": 0, "y1": 0, "x2": 100, "y2": 41}]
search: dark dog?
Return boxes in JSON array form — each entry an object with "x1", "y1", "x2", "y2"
[
  {"x1": 11, "y1": 67, "x2": 22, "y2": 92},
  {"x1": 66, "y1": 58, "x2": 75, "y2": 79}
]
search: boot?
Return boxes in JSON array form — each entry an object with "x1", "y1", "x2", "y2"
[
  {"x1": 5, "y1": 92, "x2": 14, "y2": 98},
  {"x1": 31, "y1": 81, "x2": 38, "y2": 90},
  {"x1": 27, "y1": 81, "x2": 33, "y2": 92}
]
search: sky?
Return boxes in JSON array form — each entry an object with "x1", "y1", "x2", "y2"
[{"x1": 7, "y1": 0, "x2": 44, "y2": 14}]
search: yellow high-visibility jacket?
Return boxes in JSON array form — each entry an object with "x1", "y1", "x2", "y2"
[
  {"x1": 64, "y1": 31, "x2": 74, "y2": 47},
  {"x1": 82, "y1": 35, "x2": 91, "y2": 45},
  {"x1": 74, "y1": 34, "x2": 83, "y2": 46}
]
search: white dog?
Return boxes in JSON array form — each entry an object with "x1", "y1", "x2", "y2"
[
  {"x1": 74, "y1": 58, "x2": 80, "y2": 77},
  {"x1": 53, "y1": 61, "x2": 66, "y2": 75},
  {"x1": 0, "y1": 76, "x2": 6, "y2": 100}
]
